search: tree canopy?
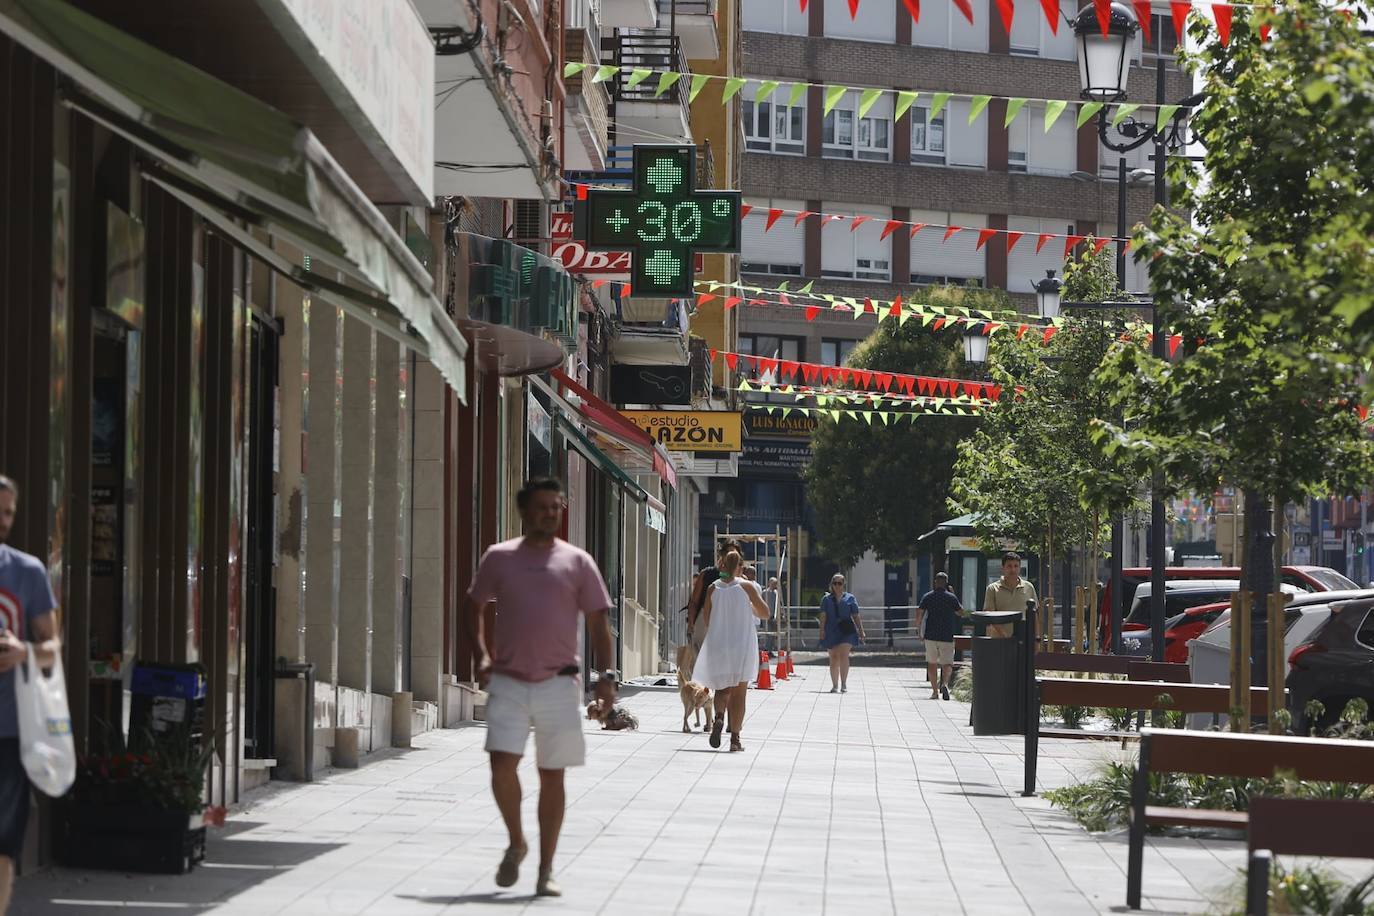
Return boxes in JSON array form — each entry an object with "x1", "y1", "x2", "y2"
[
  {"x1": 802, "y1": 285, "x2": 996, "y2": 566},
  {"x1": 1091, "y1": 1, "x2": 1374, "y2": 509}
]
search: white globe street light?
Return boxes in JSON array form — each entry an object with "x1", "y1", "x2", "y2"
[
  {"x1": 1072, "y1": 2, "x2": 1140, "y2": 102},
  {"x1": 1033, "y1": 270, "x2": 1064, "y2": 321},
  {"x1": 963, "y1": 331, "x2": 989, "y2": 366}
]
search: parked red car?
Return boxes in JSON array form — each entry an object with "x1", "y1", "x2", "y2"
[
  {"x1": 1160, "y1": 601, "x2": 1229, "y2": 663},
  {"x1": 1098, "y1": 566, "x2": 1356, "y2": 651}
]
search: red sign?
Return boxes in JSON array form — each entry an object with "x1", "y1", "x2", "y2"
[{"x1": 551, "y1": 211, "x2": 702, "y2": 276}]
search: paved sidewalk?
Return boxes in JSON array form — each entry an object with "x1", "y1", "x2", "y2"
[{"x1": 16, "y1": 665, "x2": 1258, "y2": 915}]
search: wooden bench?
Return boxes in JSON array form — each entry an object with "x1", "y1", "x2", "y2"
[
  {"x1": 1126, "y1": 729, "x2": 1374, "y2": 910},
  {"x1": 954, "y1": 634, "x2": 1071, "y2": 654},
  {"x1": 1245, "y1": 797, "x2": 1374, "y2": 915},
  {"x1": 1026, "y1": 675, "x2": 1267, "y2": 798}
]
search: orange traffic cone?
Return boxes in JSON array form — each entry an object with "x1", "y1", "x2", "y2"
[
  {"x1": 786, "y1": 652, "x2": 796, "y2": 676},
  {"x1": 775, "y1": 652, "x2": 788, "y2": 681},
  {"x1": 756, "y1": 651, "x2": 773, "y2": 690}
]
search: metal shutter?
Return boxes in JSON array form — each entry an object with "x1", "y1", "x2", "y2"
[
  {"x1": 825, "y1": 0, "x2": 896, "y2": 42},
  {"x1": 741, "y1": 198, "x2": 805, "y2": 272},
  {"x1": 946, "y1": 99, "x2": 987, "y2": 168}
]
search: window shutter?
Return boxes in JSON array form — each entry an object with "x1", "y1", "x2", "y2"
[
  {"x1": 946, "y1": 100, "x2": 987, "y2": 168},
  {"x1": 950, "y1": 0, "x2": 989, "y2": 51},
  {"x1": 1028, "y1": 104, "x2": 1076, "y2": 175},
  {"x1": 825, "y1": 0, "x2": 896, "y2": 42},
  {"x1": 911, "y1": 0, "x2": 949, "y2": 46},
  {"x1": 741, "y1": 198, "x2": 806, "y2": 272},
  {"x1": 1008, "y1": 216, "x2": 1069, "y2": 293},
  {"x1": 1042, "y1": 0, "x2": 1077, "y2": 59}
]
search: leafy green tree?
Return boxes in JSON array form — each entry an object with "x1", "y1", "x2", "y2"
[
  {"x1": 802, "y1": 285, "x2": 997, "y2": 566},
  {"x1": 1091, "y1": 1, "x2": 1374, "y2": 687}
]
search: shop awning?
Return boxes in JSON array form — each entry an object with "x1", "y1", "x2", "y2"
[
  {"x1": 557, "y1": 416, "x2": 650, "y2": 504},
  {"x1": 0, "y1": 0, "x2": 468, "y2": 400},
  {"x1": 550, "y1": 369, "x2": 677, "y2": 491}
]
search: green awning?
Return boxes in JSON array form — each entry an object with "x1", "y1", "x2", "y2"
[
  {"x1": 557, "y1": 416, "x2": 650, "y2": 504},
  {"x1": 0, "y1": 0, "x2": 468, "y2": 400}
]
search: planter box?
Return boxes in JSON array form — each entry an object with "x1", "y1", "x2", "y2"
[{"x1": 55, "y1": 803, "x2": 206, "y2": 874}]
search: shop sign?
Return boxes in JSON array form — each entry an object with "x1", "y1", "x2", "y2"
[
  {"x1": 739, "y1": 441, "x2": 811, "y2": 474},
  {"x1": 611, "y1": 365, "x2": 691, "y2": 405},
  {"x1": 464, "y1": 234, "x2": 576, "y2": 340},
  {"x1": 947, "y1": 536, "x2": 982, "y2": 553},
  {"x1": 551, "y1": 212, "x2": 702, "y2": 276},
  {"x1": 745, "y1": 412, "x2": 819, "y2": 439},
  {"x1": 619, "y1": 410, "x2": 743, "y2": 452},
  {"x1": 646, "y1": 505, "x2": 667, "y2": 533}
]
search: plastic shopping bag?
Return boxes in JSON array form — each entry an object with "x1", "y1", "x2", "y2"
[{"x1": 15, "y1": 652, "x2": 75, "y2": 797}]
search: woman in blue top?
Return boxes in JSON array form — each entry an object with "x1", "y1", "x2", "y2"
[{"x1": 818, "y1": 573, "x2": 865, "y2": 693}]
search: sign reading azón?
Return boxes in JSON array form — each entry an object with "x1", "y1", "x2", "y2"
[{"x1": 619, "y1": 410, "x2": 743, "y2": 452}]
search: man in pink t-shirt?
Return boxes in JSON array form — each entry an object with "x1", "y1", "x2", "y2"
[{"x1": 464, "y1": 477, "x2": 615, "y2": 899}]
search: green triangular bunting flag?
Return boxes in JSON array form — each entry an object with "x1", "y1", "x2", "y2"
[
  {"x1": 689, "y1": 73, "x2": 712, "y2": 103},
  {"x1": 799, "y1": 281, "x2": 814, "y2": 294},
  {"x1": 591, "y1": 64, "x2": 618, "y2": 84},
  {"x1": 1004, "y1": 98, "x2": 1028, "y2": 127},
  {"x1": 787, "y1": 82, "x2": 808, "y2": 108},
  {"x1": 655, "y1": 71, "x2": 683, "y2": 98},
  {"x1": 930, "y1": 92, "x2": 952, "y2": 120},
  {"x1": 895, "y1": 90, "x2": 918, "y2": 122},
  {"x1": 757, "y1": 80, "x2": 780, "y2": 102},
  {"x1": 1155, "y1": 104, "x2": 1181, "y2": 133},
  {"x1": 563, "y1": 62, "x2": 587, "y2": 79},
  {"x1": 1044, "y1": 99, "x2": 1067, "y2": 132},
  {"x1": 1076, "y1": 101, "x2": 1104, "y2": 128},
  {"x1": 1111, "y1": 103, "x2": 1141, "y2": 128},
  {"x1": 968, "y1": 95, "x2": 991, "y2": 124},
  {"x1": 722, "y1": 77, "x2": 747, "y2": 103},
  {"x1": 823, "y1": 85, "x2": 849, "y2": 116},
  {"x1": 626, "y1": 68, "x2": 652, "y2": 89},
  {"x1": 858, "y1": 87, "x2": 883, "y2": 119}
]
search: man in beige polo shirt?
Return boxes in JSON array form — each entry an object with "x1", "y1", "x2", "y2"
[{"x1": 982, "y1": 552, "x2": 1037, "y2": 638}]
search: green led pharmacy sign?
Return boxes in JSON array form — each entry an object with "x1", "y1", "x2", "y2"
[{"x1": 574, "y1": 145, "x2": 741, "y2": 297}]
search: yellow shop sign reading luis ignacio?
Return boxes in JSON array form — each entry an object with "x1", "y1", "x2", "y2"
[{"x1": 620, "y1": 410, "x2": 743, "y2": 452}]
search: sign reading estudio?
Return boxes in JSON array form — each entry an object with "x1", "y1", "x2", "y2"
[
  {"x1": 620, "y1": 410, "x2": 743, "y2": 452},
  {"x1": 552, "y1": 212, "x2": 703, "y2": 276}
]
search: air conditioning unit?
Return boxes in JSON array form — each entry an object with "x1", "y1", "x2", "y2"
[{"x1": 511, "y1": 199, "x2": 545, "y2": 249}]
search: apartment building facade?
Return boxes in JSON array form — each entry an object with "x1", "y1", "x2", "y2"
[{"x1": 704, "y1": 0, "x2": 1191, "y2": 601}]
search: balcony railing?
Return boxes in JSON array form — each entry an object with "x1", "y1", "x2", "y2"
[
  {"x1": 608, "y1": 33, "x2": 690, "y2": 129},
  {"x1": 656, "y1": 0, "x2": 717, "y2": 17}
]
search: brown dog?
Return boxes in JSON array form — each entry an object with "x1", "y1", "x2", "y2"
[{"x1": 676, "y1": 644, "x2": 712, "y2": 733}]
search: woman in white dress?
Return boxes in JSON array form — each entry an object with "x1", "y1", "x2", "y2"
[{"x1": 693, "y1": 550, "x2": 771, "y2": 752}]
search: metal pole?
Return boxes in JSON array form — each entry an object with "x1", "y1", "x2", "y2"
[
  {"x1": 1110, "y1": 155, "x2": 1127, "y2": 655},
  {"x1": 1149, "y1": 57, "x2": 1168, "y2": 663}
]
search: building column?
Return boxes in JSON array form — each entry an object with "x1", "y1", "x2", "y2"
[
  {"x1": 988, "y1": 100, "x2": 1010, "y2": 172},
  {"x1": 409, "y1": 357, "x2": 446, "y2": 705},
  {"x1": 372, "y1": 338, "x2": 406, "y2": 697},
  {"x1": 303, "y1": 300, "x2": 343, "y2": 707},
  {"x1": 804, "y1": 198, "x2": 823, "y2": 278},
  {"x1": 892, "y1": 206, "x2": 911, "y2": 285},
  {"x1": 338, "y1": 315, "x2": 376, "y2": 694},
  {"x1": 1077, "y1": 108, "x2": 1099, "y2": 174},
  {"x1": 806, "y1": 87, "x2": 824, "y2": 158}
]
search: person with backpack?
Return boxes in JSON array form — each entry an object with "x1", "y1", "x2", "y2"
[{"x1": 818, "y1": 574, "x2": 864, "y2": 693}]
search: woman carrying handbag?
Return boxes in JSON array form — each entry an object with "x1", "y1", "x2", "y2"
[{"x1": 818, "y1": 574, "x2": 865, "y2": 693}]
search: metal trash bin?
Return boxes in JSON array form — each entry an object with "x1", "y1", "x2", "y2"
[{"x1": 970, "y1": 610, "x2": 1027, "y2": 735}]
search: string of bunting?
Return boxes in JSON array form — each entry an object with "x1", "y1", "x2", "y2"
[
  {"x1": 810, "y1": 0, "x2": 1277, "y2": 47},
  {"x1": 739, "y1": 378, "x2": 991, "y2": 407},
  {"x1": 712, "y1": 347, "x2": 1006, "y2": 399},
  {"x1": 739, "y1": 203, "x2": 1134, "y2": 255},
  {"x1": 744, "y1": 402, "x2": 980, "y2": 424},
  {"x1": 562, "y1": 65, "x2": 1194, "y2": 135}
]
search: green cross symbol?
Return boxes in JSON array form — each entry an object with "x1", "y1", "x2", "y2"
[{"x1": 575, "y1": 144, "x2": 742, "y2": 297}]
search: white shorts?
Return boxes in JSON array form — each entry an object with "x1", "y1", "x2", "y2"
[
  {"x1": 925, "y1": 640, "x2": 955, "y2": 667},
  {"x1": 484, "y1": 673, "x2": 586, "y2": 770}
]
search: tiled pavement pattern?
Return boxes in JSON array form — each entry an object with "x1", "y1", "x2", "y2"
[{"x1": 13, "y1": 664, "x2": 1320, "y2": 915}]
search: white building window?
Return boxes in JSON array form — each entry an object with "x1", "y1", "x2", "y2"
[
  {"x1": 741, "y1": 197, "x2": 805, "y2": 277},
  {"x1": 824, "y1": 0, "x2": 895, "y2": 42},
  {"x1": 743, "y1": 82, "x2": 805, "y2": 155},
  {"x1": 912, "y1": 0, "x2": 988, "y2": 51},
  {"x1": 821, "y1": 203, "x2": 892, "y2": 282},
  {"x1": 1009, "y1": 103, "x2": 1077, "y2": 177},
  {"x1": 909, "y1": 209, "x2": 986, "y2": 285},
  {"x1": 910, "y1": 105, "x2": 947, "y2": 165},
  {"x1": 944, "y1": 98, "x2": 987, "y2": 168},
  {"x1": 742, "y1": 0, "x2": 808, "y2": 35},
  {"x1": 821, "y1": 338, "x2": 859, "y2": 366},
  {"x1": 823, "y1": 91, "x2": 892, "y2": 162}
]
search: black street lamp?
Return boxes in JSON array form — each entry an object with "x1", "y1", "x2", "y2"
[
  {"x1": 1072, "y1": 2, "x2": 1203, "y2": 662},
  {"x1": 1033, "y1": 270, "x2": 1063, "y2": 321},
  {"x1": 962, "y1": 329, "x2": 990, "y2": 367}
]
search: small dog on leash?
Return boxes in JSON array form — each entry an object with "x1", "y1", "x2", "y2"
[
  {"x1": 676, "y1": 644, "x2": 712, "y2": 734},
  {"x1": 586, "y1": 698, "x2": 639, "y2": 731}
]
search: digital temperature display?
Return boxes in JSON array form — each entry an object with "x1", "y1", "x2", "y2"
[{"x1": 574, "y1": 145, "x2": 741, "y2": 297}]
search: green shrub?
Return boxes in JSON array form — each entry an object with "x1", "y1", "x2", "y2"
[{"x1": 1212, "y1": 862, "x2": 1374, "y2": 916}]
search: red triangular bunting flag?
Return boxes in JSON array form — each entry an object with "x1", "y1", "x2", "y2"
[
  {"x1": 708, "y1": 348, "x2": 717, "y2": 361},
  {"x1": 724, "y1": 296, "x2": 743, "y2": 310},
  {"x1": 759, "y1": 357, "x2": 779, "y2": 375},
  {"x1": 697, "y1": 293, "x2": 717, "y2": 305},
  {"x1": 1212, "y1": 3, "x2": 1233, "y2": 44},
  {"x1": 863, "y1": 298, "x2": 875, "y2": 314},
  {"x1": 994, "y1": 0, "x2": 1014, "y2": 33},
  {"x1": 933, "y1": 318, "x2": 946, "y2": 331},
  {"x1": 822, "y1": 214, "x2": 843, "y2": 228},
  {"x1": 951, "y1": 0, "x2": 974, "y2": 24},
  {"x1": 1005, "y1": 231, "x2": 1024, "y2": 253},
  {"x1": 1169, "y1": 335, "x2": 1182, "y2": 359},
  {"x1": 902, "y1": 0, "x2": 920, "y2": 23},
  {"x1": 918, "y1": 378, "x2": 933, "y2": 395},
  {"x1": 975, "y1": 228, "x2": 997, "y2": 250},
  {"x1": 781, "y1": 360, "x2": 800, "y2": 378},
  {"x1": 1093, "y1": 237, "x2": 1112, "y2": 256},
  {"x1": 800, "y1": 0, "x2": 807, "y2": 12},
  {"x1": 794, "y1": 210, "x2": 815, "y2": 226},
  {"x1": 1260, "y1": 20, "x2": 1272, "y2": 41},
  {"x1": 1036, "y1": 233, "x2": 1054, "y2": 254},
  {"x1": 987, "y1": 384, "x2": 1003, "y2": 401},
  {"x1": 766, "y1": 208, "x2": 784, "y2": 231},
  {"x1": 847, "y1": 0, "x2": 859, "y2": 18},
  {"x1": 1017, "y1": 324, "x2": 1029, "y2": 339},
  {"x1": 899, "y1": 376, "x2": 915, "y2": 395},
  {"x1": 880, "y1": 219, "x2": 903, "y2": 241},
  {"x1": 805, "y1": 305, "x2": 820, "y2": 321},
  {"x1": 963, "y1": 382, "x2": 982, "y2": 398},
  {"x1": 1360, "y1": 405, "x2": 1370, "y2": 422},
  {"x1": 622, "y1": 284, "x2": 632, "y2": 297},
  {"x1": 1094, "y1": 0, "x2": 1112, "y2": 34},
  {"x1": 1039, "y1": 0, "x2": 1059, "y2": 33},
  {"x1": 748, "y1": 298, "x2": 766, "y2": 307},
  {"x1": 850, "y1": 215, "x2": 871, "y2": 232},
  {"x1": 1171, "y1": 1, "x2": 1190, "y2": 42},
  {"x1": 1132, "y1": 0, "x2": 1152, "y2": 42},
  {"x1": 575, "y1": 183, "x2": 588, "y2": 201},
  {"x1": 857, "y1": 370, "x2": 874, "y2": 388},
  {"x1": 725, "y1": 353, "x2": 738, "y2": 370},
  {"x1": 1063, "y1": 234, "x2": 1086, "y2": 258},
  {"x1": 1043, "y1": 327, "x2": 1058, "y2": 344},
  {"x1": 875, "y1": 372, "x2": 893, "y2": 391},
  {"x1": 801, "y1": 363, "x2": 817, "y2": 382},
  {"x1": 740, "y1": 204, "x2": 753, "y2": 219},
  {"x1": 908, "y1": 223, "x2": 926, "y2": 239},
  {"x1": 943, "y1": 225, "x2": 962, "y2": 242},
  {"x1": 889, "y1": 293, "x2": 903, "y2": 318}
]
